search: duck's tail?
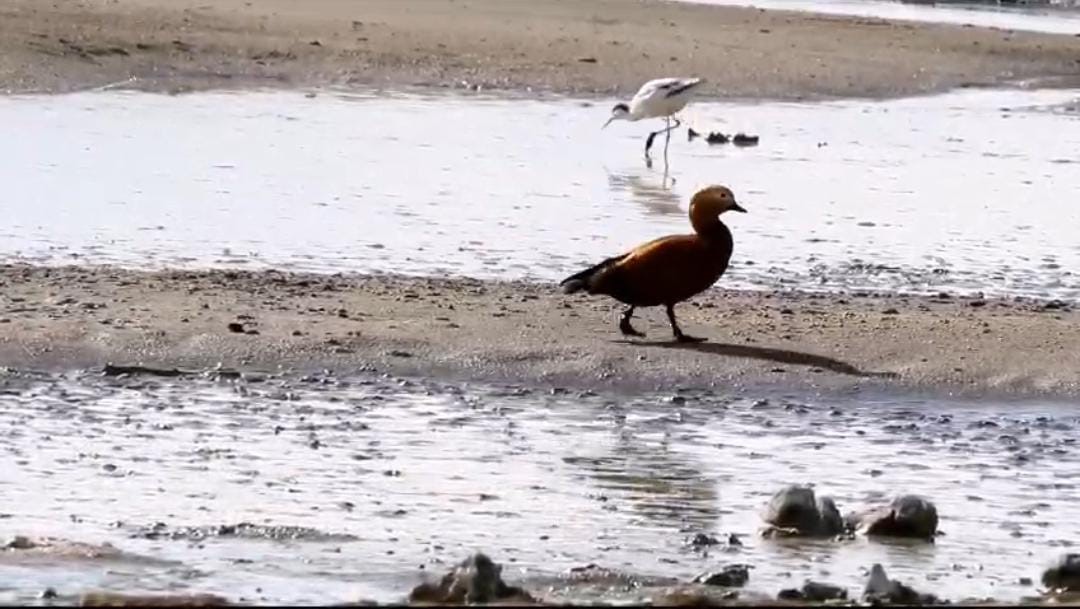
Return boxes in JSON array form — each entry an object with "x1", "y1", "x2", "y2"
[
  {"x1": 559, "y1": 254, "x2": 626, "y2": 294},
  {"x1": 559, "y1": 269, "x2": 593, "y2": 294}
]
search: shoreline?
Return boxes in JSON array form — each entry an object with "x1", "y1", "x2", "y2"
[
  {"x1": 2, "y1": 0, "x2": 1079, "y2": 100},
  {"x1": 2, "y1": 264, "x2": 1078, "y2": 400}
]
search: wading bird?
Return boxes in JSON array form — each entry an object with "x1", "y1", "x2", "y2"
[
  {"x1": 559, "y1": 185, "x2": 746, "y2": 342},
  {"x1": 602, "y1": 77, "x2": 705, "y2": 166}
]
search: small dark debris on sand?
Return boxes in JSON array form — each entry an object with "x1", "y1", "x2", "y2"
[{"x1": 408, "y1": 552, "x2": 535, "y2": 605}]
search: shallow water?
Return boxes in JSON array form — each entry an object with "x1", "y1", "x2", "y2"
[
  {"x1": 1, "y1": 370, "x2": 1077, "y2": 604},
  {"x1": 2, "y1": 87, "x2": 1079, "y2": 298},
  {"x1": 689, "y1": 0, "x2": 1080, "y2": 35}
]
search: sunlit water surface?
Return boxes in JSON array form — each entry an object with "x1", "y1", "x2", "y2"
[
  {"x1": 1, "y1": 87, "x2": 1078, "y2": 299},
  {"x1": 686, "y1": 0, "x2": 1080, "y2": 35},
  {"x1": 0, "y1": 372, "x2": 1077, "y2": 604}
]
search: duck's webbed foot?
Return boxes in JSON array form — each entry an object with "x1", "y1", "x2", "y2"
[
  {"x1": 666, "y1": 304, "x2": 707, "y2": 343},
  {"x1": 619, "y1": 307, "x2": 646, "y2": 338}
]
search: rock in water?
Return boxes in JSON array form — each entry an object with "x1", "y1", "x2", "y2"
[
  {"x1": 408, "y1": 552, "x2": 535, "y2": 604},
  {"x1": 1042, "y1": 554, "x2": 1080, "y2": 592},
  {"x1": 778, "y1": 581, "x2": 848, "y2": 602},
  {"x1": 761, "y1": 485, "x2": 844, "y2": 537},
  {"x1": 802, "y1": 581, "x2": 848, "y2": 601},
  {"x1": 692, "y1": 564, "x2": 751, "y2": 587},
  {"x1": 863, "y1": 564, "x2": 937, "y2": 605},
  {"x1": 848, "y1": 495, "x2": 939, "y2": 539}
]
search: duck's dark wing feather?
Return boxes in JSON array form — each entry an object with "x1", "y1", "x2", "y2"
[{"x1": 559, "y1": 253, "x2": 630, "y2": 294}]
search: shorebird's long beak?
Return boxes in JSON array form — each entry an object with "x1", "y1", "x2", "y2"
[
  {"x1": 731, "y1": 202, "x2": 748, "y2": 213},
  {"x1": 602, "y1": 116, "x2": 615, "y2": 130}
]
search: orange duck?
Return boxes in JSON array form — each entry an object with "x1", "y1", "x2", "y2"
[{"x1": 560, "y1": 185, "x2": 746, "y2": 342}]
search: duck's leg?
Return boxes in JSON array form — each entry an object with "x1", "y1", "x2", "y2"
[
  {"x1": 666, "y1": 304, "x2": 706, "y2": 343},
  {"x1": 619, "y1": 306, "x2": 646, "y2": 338}
]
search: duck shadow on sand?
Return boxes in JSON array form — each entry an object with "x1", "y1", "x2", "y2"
[{"x1": 619, "y1": 339, "x2": 899, "y2": 379}]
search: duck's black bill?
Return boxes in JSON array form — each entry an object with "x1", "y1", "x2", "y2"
[{"x1": 731, "y1": 202, "x2": 748, "y2": 213}]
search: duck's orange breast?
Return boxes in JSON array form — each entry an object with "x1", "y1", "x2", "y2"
[{"x1": 593, "y1": 234, "x2": 731, "y2": 306}]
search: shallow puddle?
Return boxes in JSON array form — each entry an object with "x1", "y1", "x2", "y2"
[
  {"x1": 1, "y1": 87, "x2": 1078, "y2": 298},
  {"x1": 691, "y1": 0, "x2": 1080, "y2": 35},
  {"x1": 1, "y1": 370, "x2": 1077, "y2": 604}
]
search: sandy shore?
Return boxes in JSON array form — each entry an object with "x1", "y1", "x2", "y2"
[
  {"x1": 1, "y1": 0, "x2": 1079, "y2": 99},
  {"x1": 2, "y1": 264, "x2": 1077, "y2": 398}
]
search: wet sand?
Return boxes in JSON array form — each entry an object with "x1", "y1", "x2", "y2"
[
  {"x1": 2, "y1": 264, "x2": 1078, "y2": 398},
  {"x1": 2, "y1": 0, "x2": 1080, "y2": 98}
]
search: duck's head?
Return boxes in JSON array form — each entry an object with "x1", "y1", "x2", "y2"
[
  {"x1": 602, "y1": 103, "x2": 631, "y2": 129},
  {"x1": 690, "y1": 185, "x2": 747, "y2": 216}
]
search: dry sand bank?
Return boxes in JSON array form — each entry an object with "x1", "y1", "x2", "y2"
[
  {"x1": 2, "y1": 0, "x2": 1079, "y2": 98},
  {"x1": 1, "y1": 265, "x2": 1078, "y2": 398}
]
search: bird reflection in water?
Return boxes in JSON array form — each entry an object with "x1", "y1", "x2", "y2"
[
  {"x1": 564, "y1": 412, "x2": 720, "y2": 531},
  {"x1": 605, "y1": 166, "x2": 682, "y2": 217}
]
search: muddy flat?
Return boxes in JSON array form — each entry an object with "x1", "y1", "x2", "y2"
[
  {"x1": 2, "y1": 0, "x2": 1080, "y2": 98},
  {"x1": 1, "y1": 264, "x2": 1077, "y2": 398}
]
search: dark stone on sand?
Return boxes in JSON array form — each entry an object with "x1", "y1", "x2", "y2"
[
  {"x1": 847, "y1": 495, "x2": 939, "y2": 540},
  {"x1": 103, "y1": 363, "x2": 187, "y2": 378},
  {"x1": 863, "y1": 564, "x2": 938, "y2": 605},
  {"x1": 1042, "y1": 553, "x2": 1080, "y2": 592},
  {"x1": 226, "y1": 322, "x2": 245, "y2": 333},
  {"x1": 407, "y1": 552, "x2": 535, "y2": 604},
  {"x1": 5, "y1": 535, "x2": 36, "y2": 549},
  {"x1": 692, "y1": 564, "x2": 751, "y2": 587},
  {"x1": 654, "y1": 588, "x2": 739, "y2": 605},
  {"x1": 761, "y1": 485, "x2": 844, "y2": 537},
  {"x1": 778, "y1": 581, "x2": 848, "y2": 602}
]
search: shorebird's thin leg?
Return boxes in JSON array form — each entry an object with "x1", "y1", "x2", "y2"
[
  {"x1": 619, "y1": 307, "x2": 646, "y2": 338},
  {"x1": 663, "y1": 116, "x2": 672, "y2": 163},
  {"x1": 666, "y1": 304, "x2": 706, "y2": 343},
  {"x1": 661, "y1": 117, "x2": 683, "y2": 165}
]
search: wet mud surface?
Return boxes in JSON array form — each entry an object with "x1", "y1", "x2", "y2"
[
  {"x1": 1, "y1": 367, "x2": 1078, "y2": 604},
  {"x1": 2, "y1": 265, "x2": 1080, "y2": 397}
]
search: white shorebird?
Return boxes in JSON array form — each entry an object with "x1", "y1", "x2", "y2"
[{"x1": 602, "y1": 77, "x2": 705, "y2": 165}]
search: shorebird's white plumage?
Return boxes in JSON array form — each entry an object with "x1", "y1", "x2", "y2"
[
  {"x1": 617, "y1": 77, "x2": 705, "y2": 123},
  {"x1": 603, "y1": 77, "x2": 705, "y2": 165}
]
